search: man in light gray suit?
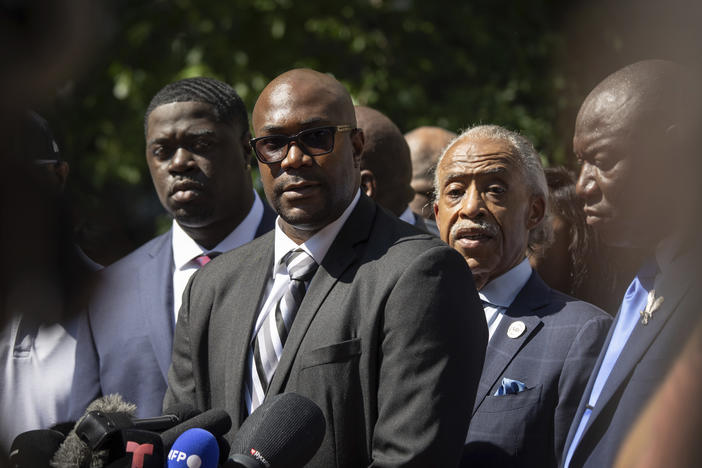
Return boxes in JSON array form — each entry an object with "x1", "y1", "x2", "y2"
[
  {"x1": 165, "y1": 68, "x2": 487, "y2": 467},
  {"x1": 433, "y1": 125, "x2": 611, "y2": 467}
]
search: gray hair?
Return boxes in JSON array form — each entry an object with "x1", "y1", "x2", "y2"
[{"x1": 433, "y1": 124, "x2": 552, "y2": 253}]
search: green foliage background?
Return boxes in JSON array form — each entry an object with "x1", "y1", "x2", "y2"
[{"x1": 41, "y1": 0, "x2": 702, "y2": 264}]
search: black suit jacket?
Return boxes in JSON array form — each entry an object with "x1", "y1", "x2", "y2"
[
  {"x1": 562, "y1": 249, "x2": 701, "y2": 467},
  {"x1": 69, "y1": 204, "x2": 276, "y2": 419},
  {"x1": 462, "y1": 272, "x2": 611, "y2": 468},
  {"x1": 165, "y1": 194, "x2": 488, "y2": 467}
]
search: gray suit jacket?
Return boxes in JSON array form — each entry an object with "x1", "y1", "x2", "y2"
[
  {"x1": 463, "y1": 272, "x2": 611, "y2": 468},
  {"x1": 561, "y1": 250, "x2": 701, "y2": 467},
  {"x1": 69, "y1": 206, "x2": 276, "y2": 419},
  {"x1": 164, "y1": 194, "x2": 488, "y2": 467}
]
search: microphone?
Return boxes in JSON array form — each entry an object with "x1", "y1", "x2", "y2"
[
  {"x1": 100, "y1": 429, "x2": 165, "y2": 468},
  {"x1": 51, "y1": 394, "x2": 199, "y2": 467},
  {"x1": 225, "y1": 393, "x2": 326, "y2": 468},
  {"x1": 160, "y1": 408, "x2": 232, "y2": 452},
  {"x1": 9, "y1": 429, "x2": 65, "y2": 468},
  {"x1": 78, "y1": 400, "x2": 201, "y2": 450},
  {"x1": 167, "y1": 428, "x2": 219, "y2": 468},
  {"x1": 52, "y1": 394, "x2": 137, "y2": 468}
]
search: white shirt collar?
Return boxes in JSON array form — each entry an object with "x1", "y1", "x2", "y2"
[
  {"x1": 172, "y1": 190, "x2": 264, "y2": 270},
  {"x1": 273, "y1": 189, "x2": 361, "y2": 273},
  {"x1": 398, "y1": 205, "x2": 415, "y2": 224},
  {"x1": 479, "y1": 257, "x2": 532, "y2": 308}
]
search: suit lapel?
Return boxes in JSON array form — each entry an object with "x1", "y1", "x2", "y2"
[
  {"x1": 562, "y1": 313, "x2": 616, "y2": 458},
  {"x1": 138, "y1": 231, "x2": 175, "y2": 381},
  {"x1": 581, "y1": 254, "x2": 693, "y2": 439},
  {"x1": 225, "y1": 233, "x2": 275, "y2": 426},
  {"x1": 472, "y1": 272, "x2": 546, "y2": 415},
  {"x1": 267, "y1": 195, "x2": 376, "y2": 396}
]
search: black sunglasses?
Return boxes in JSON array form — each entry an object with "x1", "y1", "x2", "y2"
[{"x1": 250, "y1": 125, "x2": 355, "y2": 164}]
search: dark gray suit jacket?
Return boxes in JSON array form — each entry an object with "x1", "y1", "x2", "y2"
[
  {"x1": 164, "y1": 194, "x2": 488, "y2": 467},
  {"x1": 69, "y1": 205, "x2": 276, "y2": 419},
  {"x1": 561, "y1": 250, "x2": 701, "y2": 468},
  {"x1": 462, "y1": 272, "x2": 611, "y2": 468}
]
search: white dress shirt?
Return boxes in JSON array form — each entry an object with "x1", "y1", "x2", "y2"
[
  {"x1": 398, "y1": 205, "x2": 415, "y2": 225},
  {"x1": 479, "y1": 258, "x2": 532, "y2": 341},
  {"x1": 246, "y1": 190, "x2": 360, "y2": 414},
  {"x1": 171, "y1": 190, "x2": 264, "y2": 322}
]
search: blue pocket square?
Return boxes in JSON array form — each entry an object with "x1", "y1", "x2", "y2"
[{"x1": 494, "y1": 377, "x2": 527, "y2": 396}]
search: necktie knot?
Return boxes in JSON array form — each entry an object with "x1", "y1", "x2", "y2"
[
  {"x1": 194, "y1": 251, "x2": 221, "y2": 267},
  {"x1": 284, "y1": 249, "x2": 318, "y2": 282}
]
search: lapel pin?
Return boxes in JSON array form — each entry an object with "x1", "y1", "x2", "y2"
[
  {"x1": 507, "y1": 321, "x2": 526, "y2": 339},
  {"x1": 640, "y1": 289, "x2": 664, "y2": 325}
]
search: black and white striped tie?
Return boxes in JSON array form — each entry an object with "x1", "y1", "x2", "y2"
[{"x1": 248, "y1": 248, "x2": 319, "y2": 411}]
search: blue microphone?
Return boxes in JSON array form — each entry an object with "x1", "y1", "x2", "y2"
[{"x1": 167, "y1": 428, "x2": 219, "y2": 468}]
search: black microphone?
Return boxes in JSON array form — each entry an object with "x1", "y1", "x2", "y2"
[
  {"x1": 50, "y1": 394, "x2": 199, "y2": 467},
  {"x1": 225, "y1": 393, "x2": 326, "y2": 468},
  {"x1": 101, "y1": 429, "x2": 165, "y2": 468},
  {"x1": 160, "y1": 408, "x2": 232, "y2": 451},
  {"x1": 9, "y1": 429, "x2": 65, "y2": 468},
  {"x1": 77, "y1": 400, "x2": 201, "y2": 450}
]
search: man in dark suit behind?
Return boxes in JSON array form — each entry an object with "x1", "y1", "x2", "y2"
[
  {"x1": 562, "y1": 60, "x2": 702, "y2": 468},
  {"x1": 433, "y1": 124, "x2": 611, "y2": 467},
  {"x1": 164, "y1": 68, "x2": 487, "y2": 467},
  {"x1": 354, "y1": 105, "x2": 436, "y2": 234},
  {"x1": 69, "y1": 77, "x2": 276, "y2": 418}
]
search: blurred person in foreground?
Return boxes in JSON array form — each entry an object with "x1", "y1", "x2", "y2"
[
  {"x1": 405, "y1": 125, "x2": 456, "y2": 231},
  {"x1": 165, "y1": 68, "x2": 487, "y2": 467},
  {"x1": 0, "y1": 111, "x2": 98, "y2": 452},
  {"x1": 433, "y1": 125, "x2": 611, "y2": 467},
  {"x1": 563, "y1": 59, "x2": 702, "y2": 467},
  {"x1": 354, "y1": 105, "x2": 436, "y2": 234},
  {"x1": 69, "y1": 77, "x2": 276, "y2": 419}
]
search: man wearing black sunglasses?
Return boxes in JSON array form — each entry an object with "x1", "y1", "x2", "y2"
[{"x1": 165, "y1": 68, "x2": 487, "y2": 467}]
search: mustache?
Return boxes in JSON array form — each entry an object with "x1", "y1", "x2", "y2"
[
  {"x1": 272, "y1": 173, "x2": 326, "y2": 193},
  {"x1": 169, "y1": 177, "x2": 205, "y2": 194},
  {"x1": 450, "y1": 219, "x2": 499, "y2": 239}
]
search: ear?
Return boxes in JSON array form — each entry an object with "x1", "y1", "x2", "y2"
[
  {"x1": 433, "y1": 200, "x2": 440, "y2": 224},
  {"x1": 526, "y1": 194, "x2": 546, "y2": 230},
  {"x1": 360, "y1": 169, "x2": 377, "y2": 199},
  {"x1": 351, "y1": 128, "x2": 365, "y2": 168},
  {"x1": 240, "y1": 129, "x2": 253, "y2": 166}
]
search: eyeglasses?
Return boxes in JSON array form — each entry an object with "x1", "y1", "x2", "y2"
[{"x1": 250, "y1": 125, "x2": 355, "y2": 164}]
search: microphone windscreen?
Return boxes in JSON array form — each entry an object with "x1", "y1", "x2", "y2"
[
  {"x1": 9, "y1": 429, "x2": 65, "y2": 468},
  {"x1": 51, "y1": 394, "x2": 137, "y2": 468},
  {"x1": 229, "y1": 393, "x2": 326, "y2": 468},
  {"x1": 86, "y1": 394, "x2": 138, "y2": 415},
  {"x1": 160, "y1": 409, "x2": 232, "y2": 451},
  {"x1": 167, "y1": 428, "x2": 219, "y2": 468}
]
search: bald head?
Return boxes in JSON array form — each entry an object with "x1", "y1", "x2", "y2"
[
  {"x1": 354, "y1": 106, "x2": 413, "y2": 216},
  {"x1": 574, "y1": 59, "x2": 698, "y2": 250},
  {"x1": 578, "y1": 60, "x2": 690, "y2": 142},
  {"x1": 253, "y1": 69, "x2": 356, "y2": 132},
  {"x1": 251, "y1": 68, "x2": 364, "y2": 244},
  {"x1": 405, "y1": 126, "x2": 456, "y2": 218}
]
